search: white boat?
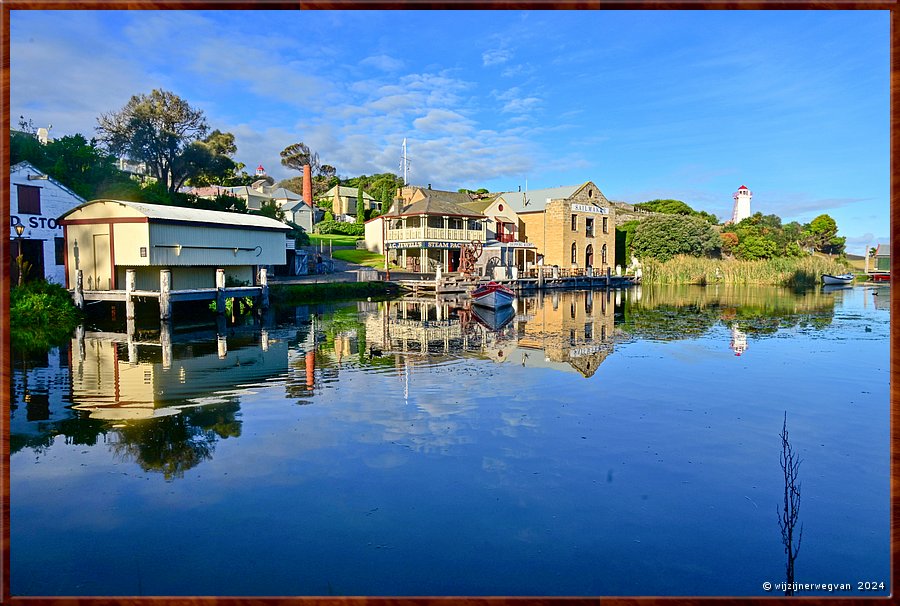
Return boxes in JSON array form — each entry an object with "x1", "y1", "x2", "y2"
[
  {"x1": 470, "y1": 281, "x2": 515, "y2": 309},
  {"x1": 822, "y1": 273, "x2": 854, "y2": 285}
]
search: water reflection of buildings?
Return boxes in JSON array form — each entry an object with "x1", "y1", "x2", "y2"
[
  {"x1": 360, "y1": 290, "x2": 620, "y2": 378},
  {"x1": 69, "y1": 325, "x2": 289, "y2": 420},
  {"x1": 730, "y1": 325, "x2": 748, "y2": 356}
]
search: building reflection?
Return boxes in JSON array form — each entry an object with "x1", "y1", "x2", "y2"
[{"x1": 69, "y1": 326, "x2": 289, "y2": 420}]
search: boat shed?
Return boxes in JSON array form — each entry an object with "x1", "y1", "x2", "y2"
[{"x1": 58, "y1": 199, "x2": 290, "y2": 291}]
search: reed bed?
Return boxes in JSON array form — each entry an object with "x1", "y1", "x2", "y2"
[{"x1": 641, "y1": 255, "x2": 849, "y2": 287}]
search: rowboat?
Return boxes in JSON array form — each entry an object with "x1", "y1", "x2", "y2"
[
  {"x1": 470, "y1": 281, "x2": 515, "y2": 309},
  {"x1": 821, "y1": 273, "x2": 854, "y2": 285}
]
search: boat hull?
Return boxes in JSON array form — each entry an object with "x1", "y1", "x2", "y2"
[
  {"x1": 822, "y1": 273, "x2": 854, "y2": 285},
  {"x1": 472, "y1": 304, "x2": 516, "y2": 331},
  {"x1": 471, "y1": 282, "x2": 515, "y2": 308}
]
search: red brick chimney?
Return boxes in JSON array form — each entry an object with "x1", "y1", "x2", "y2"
[{"x1": 303, "y1": 164, "x2": 312, "y2": 208}]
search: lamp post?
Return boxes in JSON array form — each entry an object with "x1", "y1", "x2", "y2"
[{"x1": 14, "y1": 223, "x2": 25, "y2": 286}]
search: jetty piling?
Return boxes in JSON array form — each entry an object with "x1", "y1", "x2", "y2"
[{"x1": 159, "y1": 270, "x2": 172, "y2": 321}]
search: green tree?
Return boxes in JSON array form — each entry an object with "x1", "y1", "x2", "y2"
[
  {"x1": 96, "y1": 89, "x2": 210, "y2": 195},
  {"x1": 631, "y1": 215, "x2": 722, "y2": 261},
  {"x1": 802, "y1": 214, "x2": 839, "y2": 252},
  {"x1": 735, "y1": 234, "x2": 778, "y2": 260},
  {"x1": 256, "y1": 199, "x2": 286, "y2": 222},
  {"x1": 356, "y1": 184, "x2": 365, "y2": 223}
]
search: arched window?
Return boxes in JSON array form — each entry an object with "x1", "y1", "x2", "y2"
[
  {"x1": 601, "y1": 243, "x2": 608, "y2": 265},
  {"x1": 585, "y1": 244, "x2": 594, "y2": 267},
  {"x1": 571, "y1": 242, "x2": 577, "y2": 265}
]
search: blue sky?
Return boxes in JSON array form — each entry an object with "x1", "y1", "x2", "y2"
[{"x1": 10, "y1": 10, "x2": 889, "y2": 253}]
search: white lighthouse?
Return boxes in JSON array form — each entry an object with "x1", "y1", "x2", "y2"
[{"x1": 731, "y1": 185, "x2": 752, "y2": 224}]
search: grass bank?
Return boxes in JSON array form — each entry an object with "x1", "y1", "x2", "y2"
[
  {"x1": 271, "y1": 281, "x2": 402, "y2": 304},
  {"x1": 642, "y1": 255, "x2": 850, "y2": 287},
  {"x1": 10, "y1": 281, "x2": 83, "y2": 354},
  {"x1": 308, "y1": 234, "x2": 361, "y2": 247},
  {"x1": 330, "y1": 249, "x2": 403, "y2": 270}
]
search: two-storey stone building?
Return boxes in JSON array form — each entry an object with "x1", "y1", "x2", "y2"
[{"x1": 494, "y1": 181, "x2": 615, "y2": 274}]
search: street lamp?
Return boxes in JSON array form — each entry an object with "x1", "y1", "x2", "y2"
[{"x1": 14, "y1": 224, "x2": 25, "y2": 285}]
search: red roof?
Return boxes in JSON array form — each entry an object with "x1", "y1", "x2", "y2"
[
  {"x1": 738, "y1": 185, "x2": 748, "y2": 190},
  {"x1": 257, "y1": 164, "x2": 265, "y2": 171}
]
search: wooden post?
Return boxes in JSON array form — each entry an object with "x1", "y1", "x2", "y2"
[
  {"x1": 160, "y1": 319, "x2": 173, "y2": 369},
  {"x1": 74, "y1": 270, "x2": 84, "y2": 309},
  {"x1": 259, "y1": 267, "x2": 269, "y2": 309},
  {"x1": 126, "y1": 316, "x2": 137, "y2": 365},
  {"x1": 159, "y1": 269, "x2": 172, "y2": 320},
  {"x1": 216, "y1": 268, "x2": 226, "y2": 314},
  {"x1": 75, "y1": 324, "x2": 86, "y2": 362},
  {"x1": 537, "y1": 265, "x2": 544, "y2": 290},
  {"x1": 125, "y1": 269, "x2": 136, "y2": 320},
  {"x1": 606, "y1": 266, "x2": 611, "y2": 288},
  {"x1": 216, "y1": 314, "x2": 227, "y2": 359}
]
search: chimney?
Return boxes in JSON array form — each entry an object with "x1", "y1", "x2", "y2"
[{"x1": 303, "y1": 164, "x2": 312, "y2": 208}]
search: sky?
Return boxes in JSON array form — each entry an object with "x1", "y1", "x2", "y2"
[{"x1": 9, "y1": 10, "x2": 890, "y2": 254}]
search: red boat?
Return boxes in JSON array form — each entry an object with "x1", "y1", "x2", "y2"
[
  {"x1": 470, "y1": 281, "x2": 515, "y2": 309},
  {"x1": 871, "y1": 273, "x2": 890, "y2": 283}
]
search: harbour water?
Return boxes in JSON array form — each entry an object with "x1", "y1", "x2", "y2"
[{"x1": 9, "y1": 284, "x2": 890, "y2": 596}]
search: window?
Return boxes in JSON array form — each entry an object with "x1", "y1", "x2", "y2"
[
  {"x1": 55, "y1": 237, "x2": 65, "y2": 265},
  {"x1": 571, "y1": 242, "x2": 577, "y2": 265},
  {"x1": 17, "y1": 184, "x2": 41, "y2": 215},
  {"x1": 449, "y1": 217, "x2": 463, "y2": 230},
  {"x1": 603, "y1": 216, "x2": 608, "y2": 234},
  {"x1": 571, "y1": 214, "x2": 577, "y2": 231},
  {"x1": 585, "y1": 217, "x2": 594, "y2": 237},
  {"x1": 602, "y1": 243, "x2": 608, "y2": 265},
  {"x1": 468, "y1": 219, "x2": 481, "y2": 231},
  {"x1": 584, "y1": 322, "x2": 593, "y2": 341},
  {"x1": 427, "y1": 216, "x2": 444, "y2": 228}
]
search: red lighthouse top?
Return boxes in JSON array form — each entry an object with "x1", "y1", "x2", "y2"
[{"x1": 738, "y1": 185, "x2": 748, "y2": 190}]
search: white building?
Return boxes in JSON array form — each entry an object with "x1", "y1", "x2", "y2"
[
  {"x1": 731, "y1": 185, "x2": 752, "y2": 224},
  {"x1": 10, "y1": 161, "x2": 86, "y2": 285}
]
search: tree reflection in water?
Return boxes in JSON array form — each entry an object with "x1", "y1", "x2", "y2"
[
  {"x1": 110, "y1": 400, "x2": 241, "y2": 481},
  {"x1": 778, "y1": 412, "x2": 803, "y2": 596}
]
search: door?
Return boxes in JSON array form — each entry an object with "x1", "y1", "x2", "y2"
[
  {"x1": 92, "y1": 233, "x2": 111, "y2": 290},
  {"x1": 585, "y1": 244, "x2": 594, "y2": 268}
]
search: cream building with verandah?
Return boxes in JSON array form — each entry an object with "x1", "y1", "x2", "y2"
[{"x1": 58, "y1": 199, "x2": 290, "y2": 292}]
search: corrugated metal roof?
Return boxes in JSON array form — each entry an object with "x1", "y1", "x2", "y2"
[
  {"x1": 269, "y1": 187, "x2": 302, "y2": 201},
  {"x1": 497, "y1": 184, "x2": 584, "y2": 213},
  {"x1": 61, "y1": 199, "x2": 290, "y2": 230},
  {"x1": 325, "y1": 185, "x2": 377, "y2": 200},
  {"x1": 382, "y1": 192, "x2": 484, "y2": 218}
]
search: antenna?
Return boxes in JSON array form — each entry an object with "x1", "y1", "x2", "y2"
[
  {"x1": 523, "y1": 178, "x2": 529, "y2": 206},
  {"x1": 399, "y1": 138, "x2": 410, "y2": 185}
]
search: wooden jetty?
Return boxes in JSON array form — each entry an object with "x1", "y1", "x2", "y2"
[
  {"x1": 71, "y1": 267, "x2": 269, "y2": 320},
  {"x1": 396, "y1": 266, "x2": 637, "y2": 298}
]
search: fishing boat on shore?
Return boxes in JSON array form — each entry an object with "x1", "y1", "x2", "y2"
[
  {"x1": 822, "y1": 273, "x2": 854, "y2": 285},
  {"x1": 470, "y1": 281, "x2": 515, "y2": 309}
]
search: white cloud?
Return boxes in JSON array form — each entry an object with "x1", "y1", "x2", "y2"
[
  {"x1": 482, "y1": 48, "x2": 511, "y2": 66},
  {"x1": 360, "y1": 54, "x2": 404, "y2": 72}
]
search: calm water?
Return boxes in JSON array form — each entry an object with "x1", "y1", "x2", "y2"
[{"x1": 9, "y1": 284, "x2": 890, "y2": 596}]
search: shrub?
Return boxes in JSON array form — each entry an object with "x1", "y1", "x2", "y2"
[
  {"x1": 632, "y1": 215, "x2": 721, "y2": 261},
  {"x1": 10, "y1": 280, "x2": 82, "y2": 355}
]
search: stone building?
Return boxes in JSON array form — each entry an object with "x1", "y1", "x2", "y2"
[{"x1": 495, "y1": 181, "x2": 615, "y2": 273}]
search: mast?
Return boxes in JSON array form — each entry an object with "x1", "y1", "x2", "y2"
[{"x1": 400, "y1": 138, "x2": 410, "y2": 185}]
